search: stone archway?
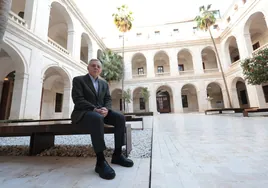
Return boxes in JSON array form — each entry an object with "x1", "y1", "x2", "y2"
[
  {"x1": 0, "y1": 42, "x2": 27, "y2": 120},
  {"x1": 48, "y1": 1, "x2": 74, "y2": 51},
  {"x1": 40, "y1": 66, "x2": 71, "y2": 119},
  {"x1": 111, "y1": 88, "x2": 122, "y2": 112},
  {"x1": 181, "y1": 84, "x2": 199, "y2": 112},
  {"x1": 133, "y1": 87, "x2": 150, "y2": 112},
  {"x1": 156, "y1": 85, "x2": 173, "y2": 113},
  {"x1": 206, "y1": 82, "x2": 224, "y2": 109}
]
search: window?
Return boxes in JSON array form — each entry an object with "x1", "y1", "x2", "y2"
[
  {"x1": 178, "y1": 64, "x2": 184, "y2": 71},
  {"x1": 55, "y1": 93, "x2": 63, "y2": 112},
  {"x1": 262, "y1": 85, "x2": 268, "y2": 103},
  {"x1": 119, "y1": 35, "x2": 123, "y2": 39},
  {"x1": 157, "y1": 66, "x2": 164, "y2": 73},
  {"x1": 233, "y1": 55, "x2": 240, "y2": 62},
  {"x1": 253, "y1": 42, "x2": 260, "y2": 50},
  {"x1": 154, "y1": 31, "x2": 160, "y2": 35},
  {"x1": 119, "y1": 99, "x2": 125, "y2": 111},
  {"x1": 181, "y1": 95, "x2": 188, "y2": 108},
  {"x1": 213, "y1": 24, "x2": 218, "y2": 29},
  {"x1": 136, "y1": 33, "x2": 142, "y2": 37},
  {"x1": 173, "y1": 28, "x2": 179, "y2": 33},
  {"x1": 240, "y1": 90, "x2": 248, "y2": 105},
  {"x1": 140, "y1": 98, "x2": 145, "y2": 110},
  {"x1": 138, "y1": 67, "x2": 144, "y2": 75},
  {"x1": 227, "y1": 17, "x2": 231, "y2": 23},
  {"x1": 193, "y1": 27, "x2": 197, "y2": 33}
]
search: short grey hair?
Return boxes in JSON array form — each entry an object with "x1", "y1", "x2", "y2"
[{"x1": 88, "y1": 59, "x2": 102, "y2": 68}]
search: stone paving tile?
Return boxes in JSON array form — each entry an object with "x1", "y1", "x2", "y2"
[
  {"x1": 0, "y1": 156, "x2": 149, "y2": 188},
  {"x1": 151, "y1": 114, "x2": 268, "y2": 188}
]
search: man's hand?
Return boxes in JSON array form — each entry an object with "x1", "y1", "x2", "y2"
[
  {"x1": 100, "y1": 107, "x2": 108, "y2": 117},
  {"x1": 94, "y1": 107, "x2": 108, "y2": 117}
]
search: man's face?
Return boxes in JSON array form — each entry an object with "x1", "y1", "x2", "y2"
[{"x1": 88, "y1": 61, "x2": 102, "y2": 78}]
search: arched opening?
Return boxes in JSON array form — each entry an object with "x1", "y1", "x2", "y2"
[
  {"x1": 226, "y1": 36, "x2": 240, "y2": 64},
  {"x1": 201, "y1": 47, "x2": 218, "y2": 71},
  {"x1": 133, "y1": 87, "x2": 149, "y2": 112},
  {"x1": 244, "y1": 12, "x2": 268, "y2": 53},
  {"x1": 206, "y1": 82, "x2": 224, "y2": 109},
  {"x1": 154, "y1": 51, "x2": 170, "y2": 76},
  {"x1": 48, "y1": 2, "x2": 73, "y2": 51},
  {"x1": 111, "y1": 89, "x2": 122, "y2": 112},
  {"x1": 40, "y1": 66, "x2": 71, "y2": 119},
  {"x1": 181, "y1": 84, "x2": 199, "y2": 112},
  {"x1": 0, "y1": 72, "x2": 15, "y2": 119},
  {"x1": 80, "y1": 33, "x2": 92, "y2": 63},
  {"x1": 11, "y1": 0, "x2": 26, "y2": 19},
  {"x1": 0, "y1": 42, "x2": 26, "y2": 120},
  {"x1": 156, "y1": 86, "x2": 173, "y2": 113},
  {"x1": 236, "y1": 80, "x2": 250, "y2": 108},
  {"x1": 177, "y1": 49, "x2": 194, "y2": 74},
  {"x1": 132, "y1": 53, "x2": 147, "y2": 78}
]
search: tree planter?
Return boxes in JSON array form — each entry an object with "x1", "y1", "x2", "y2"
[{"x1": 0, "y1": 0, "x2": 12, "y2": 43}]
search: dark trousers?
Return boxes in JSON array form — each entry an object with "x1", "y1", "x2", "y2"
[{"x1": 79, "y1": 110, "x2": 126, "y2": 153}]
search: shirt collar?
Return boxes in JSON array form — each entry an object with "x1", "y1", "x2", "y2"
[{"x1": 88, "y1": 74, "x2": 98, "y2": 82}]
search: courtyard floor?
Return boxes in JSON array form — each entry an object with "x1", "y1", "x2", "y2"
[{"x1": 1, "y1": 114, "x2": 268, "y2": 187}]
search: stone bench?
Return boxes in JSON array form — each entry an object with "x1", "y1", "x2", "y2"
[
  {"x1": 0, "y1": 119, "x2": 132, "y2": 157},
  {"x1": 243, "y1": 108, "x2": 268, "y2": 117},
  {"x1": 205, "y1": 108, "x2": 245, "y2": 115}
]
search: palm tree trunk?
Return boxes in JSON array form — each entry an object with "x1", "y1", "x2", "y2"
[
  {"x1": 208, "y1": 27, "x2": 232, "y2": 108},
  {"x1": 0, "y1": 0, "x2": 12, "y2": 43},
  {"x1": 121, "y1": 33, "x2": 125, "y2": 112}
]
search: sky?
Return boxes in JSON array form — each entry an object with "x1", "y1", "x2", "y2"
[{"x1": 74, "y1": 0, "x2": 235, "y2": 38}]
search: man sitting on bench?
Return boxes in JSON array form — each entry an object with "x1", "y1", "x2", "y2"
[{"x1": 71, "y1": 59, "x2": 134, "y2": 180}]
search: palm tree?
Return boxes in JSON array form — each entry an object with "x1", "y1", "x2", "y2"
[
  {"x1": 195, "y1": 4, "x2": 232, "y2": 108},
  {"x1": 112, "y1": 4, "x2": 133, "y2": 112},
  {"x1": 99, "y1": 49, "x2": 123, "y2": 84},
  {"x1": 0, "y1": 0, "x2": 12, "y2": 43},
  {"x1": 140, "y1": 87, "x2": 150, "y2": 112},
  {"x1": 123, "y1": 88, "x2": 132, "y2": 113}
]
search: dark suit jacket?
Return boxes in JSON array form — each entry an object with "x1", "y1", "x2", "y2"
[{"x1": 71, "y1": 74, "x2": 112, "y2": 124}]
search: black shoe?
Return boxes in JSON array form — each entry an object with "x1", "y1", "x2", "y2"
[
  {"x1": 111, "y1": 154, "x2": 134, "y2": 167},
  {"x1": 95, "y1": 160, "x2": 116, "y2": 180}
]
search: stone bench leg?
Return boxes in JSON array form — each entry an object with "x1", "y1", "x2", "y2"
[
  {"x1": 29, "y1": 133, "x2": 55, "y2": 156},
  {"x1": 125, "y1": 124, "x2": 132, "y2": 157}
]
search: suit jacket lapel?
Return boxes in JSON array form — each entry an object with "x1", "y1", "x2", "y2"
[
  {"x1": 84, "y1": 74, "x2": 97, "y2": 97},
  {"x1": 97, "y1": 79, "x2": 102, "y2": 99}
]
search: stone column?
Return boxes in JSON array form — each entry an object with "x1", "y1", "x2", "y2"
[
  {"x1": 146, "y1": 52, "x2": 155, "y2": 78},
  {"x1": 24, "y1": 0, "x2": 37, "y2": 30},
  {"x1": 192, "y1": 47, "x2": 204, "y2": 74},
  {"x1": 169, "y1": 49, "x2": 178, "y2": 76},
  {"x1": 9, "y1": 72, "x2": 29, "y2": 119},
  {"x1": 197, "y1": 82, "x2": 207, "y2": 112},
  {"x1": 230, "y1": 87, "x2": 240, "y2": 108},
  {"x1": 67, "y1": 30, "x2": 81, "y2": 60},
  {"x1": 124, "y1": 53, "x2": 132, "y2": 81},
  {"x1": 62, "y1": 84, "x2": 72, "y2": 118},
  {"x1": 172, "y1": 84, "x2": 183, "y2": 113},
  {"x1": 245, "y1": 84, "x2": 265, "y2": 108},
  {"x1": 236, "y1": 33, "x2": 253, "y2": 59},
  {"x1": 149, "y1": 84, "x2": 157, "y2": 114},
  {"x1": 32, "y1": 1, "x2": 51, "y2": 40}
]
